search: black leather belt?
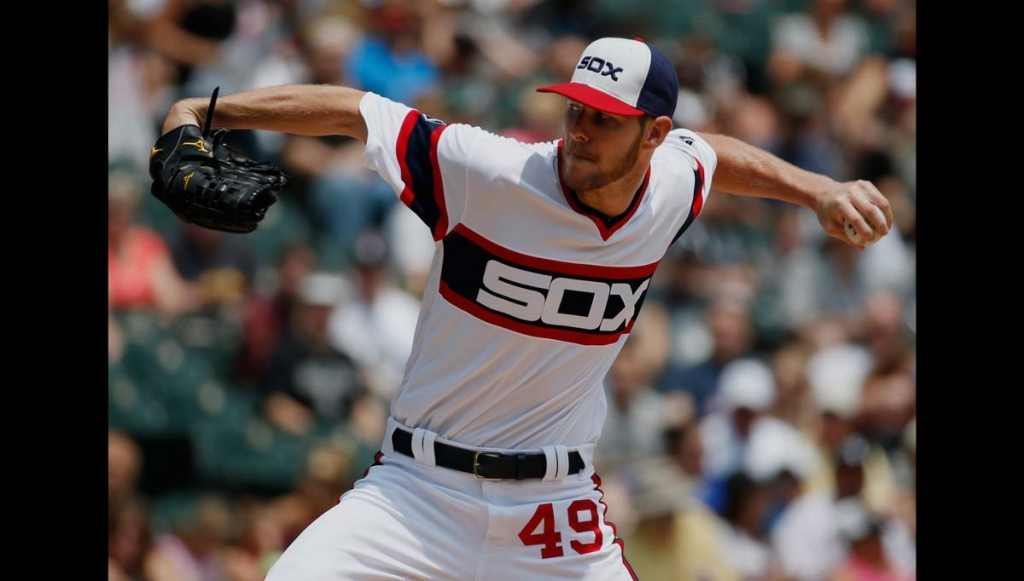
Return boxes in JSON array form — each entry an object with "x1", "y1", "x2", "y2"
[{"x1": 391, "y1": 428, "x2": 585, "y2": 480}]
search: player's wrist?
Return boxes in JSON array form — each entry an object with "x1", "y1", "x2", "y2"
[{"x1": 162, "y1": 99, "x2": 206, "y2": 135}]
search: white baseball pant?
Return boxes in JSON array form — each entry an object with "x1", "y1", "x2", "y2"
[{"x1": 265, "y1": 417, "x2": 638, "y2": 580}]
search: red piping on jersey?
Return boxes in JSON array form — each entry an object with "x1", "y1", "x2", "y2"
[
  {"x1": 691, "y1": 156, "x2": 706, "y2": 219},
  {"x1": 429, "y1": 124, "x2": 450, "y2": 240},
  {"x1": 453, "y1": 224, "x2": 660, "y2": 279},
  {"x1": 591, "y1": 473, "x2": 639, "y2": 580},
  {"x1": 556, "y1": 140, "x2": 651, "y2": 242},
  {"x1": 396, "y1": 111, "x2": 420, "y2": 207},
  {"x1": 439, "y1": 280, "x2": 635, "y2": 346}
]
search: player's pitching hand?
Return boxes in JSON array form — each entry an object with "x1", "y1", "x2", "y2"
[{"x1": 816, "y1": 180, "x2": 893, "y2": 250}]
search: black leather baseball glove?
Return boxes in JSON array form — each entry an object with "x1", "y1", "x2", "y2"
[{"x1": 148, "y1": 87, "x2": 288, "y2": 233}]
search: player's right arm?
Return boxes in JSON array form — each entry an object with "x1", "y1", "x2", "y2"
[
  {"x1": 161, "y1": 84, "x2": 370, "y2": 142},
  {"x1": 695, "y1": 131, "x2": 892, "y2": 248}
]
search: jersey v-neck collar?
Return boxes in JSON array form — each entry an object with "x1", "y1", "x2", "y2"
[{"x1": 555, "y1": 140, "x2": 650, "y2": 241}]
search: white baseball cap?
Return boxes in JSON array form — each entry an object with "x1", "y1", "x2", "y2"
[
  {"x1": 537, "y1": 37, "x2": 679, "y2": 119},
  {"x1": 806, "y1": 344, "x2": 873, "y2": 418},
  {"x1": 717, "y1": 358, "x2": 776, "y2": 412},
  {"x1": 744, "y1": 418, "x2": 817, "y2": 481},
  {"x1": 299, "y1": 272, "x2": 348, "y2": 307}
]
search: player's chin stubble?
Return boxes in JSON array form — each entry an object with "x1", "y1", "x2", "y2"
[{"x1": 562, "y1": 133, "x2": 643, "y2": 195}]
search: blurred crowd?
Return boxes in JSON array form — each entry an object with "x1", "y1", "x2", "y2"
[{"x1": 108, "y1": 0, "x2": 916, "y2": 580}]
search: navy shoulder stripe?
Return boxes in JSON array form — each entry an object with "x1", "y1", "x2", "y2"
[{"x1": 396, "y1": 111, "x2": 450, "y2": 240}]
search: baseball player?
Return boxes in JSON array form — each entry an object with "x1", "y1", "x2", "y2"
[{"x1": 158, "y1": 37, "x2": 892, "y2": 580}]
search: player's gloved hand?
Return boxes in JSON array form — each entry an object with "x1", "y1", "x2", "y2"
[{"x1": 148, "y1": 87, "x2": 289, "y2": 234}]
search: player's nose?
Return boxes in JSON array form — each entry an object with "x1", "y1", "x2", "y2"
[{"x1": 567, "y1": 123, "x2": 589, "y2": 143}]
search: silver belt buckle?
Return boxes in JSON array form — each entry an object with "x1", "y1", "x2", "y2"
[{"x1": 472, "y1": 451, "x2": 504, "y2": 480}]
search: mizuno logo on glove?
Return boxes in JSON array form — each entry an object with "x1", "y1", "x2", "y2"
[{"x1": 183, "y1": 139, "x2": 210, "y2": 153}]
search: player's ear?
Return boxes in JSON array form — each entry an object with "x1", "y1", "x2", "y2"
[{"x1": 644, "y1": 116, "x2": 673, "y2": 149}]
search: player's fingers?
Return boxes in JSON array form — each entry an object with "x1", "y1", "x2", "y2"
[
  {"x1": 858, "y1": 180, "x2": 893, "y2": 232},
  {"x1": 848, "y1": 181, "x2": 890, "y2": 240},
  {"x1": 829, "y1": 197, "x2": 866, "y2": 249},
  {"x1": 842, "y1": 212, "x2": 871, "y2": 249},
  {"x1": 873, "y1": 186, "x2": 894, "y2": 230}
]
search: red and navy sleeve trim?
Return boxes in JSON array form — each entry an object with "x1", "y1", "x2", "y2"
[
  {"x1": 669, "y1": 157, "x2": 707, "y2": 246},
  {"x1": 396, "y1": 110, "x2": 450, "y2": 241}
]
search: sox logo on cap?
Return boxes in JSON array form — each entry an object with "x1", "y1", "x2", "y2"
[{"x1": 537, "y1": 37, "x2": 679, "y2": 120}]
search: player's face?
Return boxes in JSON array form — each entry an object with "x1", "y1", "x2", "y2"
[{"x1": 560, "y1": 100, "x2": 646, "y2": 193}]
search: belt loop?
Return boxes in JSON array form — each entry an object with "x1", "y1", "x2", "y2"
[
  {"x1": 411, "y1": 428, "x2": 437, "y2": 469},
  {"x1": 422, "y1": 431, "x2": 437, "y2": 467},
  {"x1": 541, "y1": 446, "x2": 559, "y2": 482},
  {"x1": 382, "y1": 419, "x2": 397, "y2": 456},
  {"x1": 554, "y1": 446, "x2": 570, "y2": 481}
]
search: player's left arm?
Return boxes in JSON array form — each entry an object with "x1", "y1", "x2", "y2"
[
  {"x1": 162, "y1": 84, "x2": 369, "y2": 142},
  {"x1": 695, "y1": 131, "x2": 893, "y2": 249}
]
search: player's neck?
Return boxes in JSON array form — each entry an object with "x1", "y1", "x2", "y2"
[{"x1": 573, "y1": 167, "x2": 648, "y2": 220}]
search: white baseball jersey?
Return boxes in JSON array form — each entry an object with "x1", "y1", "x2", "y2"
[{"x1": 359, "y1": 91, "x2": 717, "y2": 450}]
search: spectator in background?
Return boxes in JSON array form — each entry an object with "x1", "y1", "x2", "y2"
[
  {"x1": 416, "y1": 7, "x2": 541, "y2": 130},
  {"x1": 144, "y1": 494, "x2": 236, "y2": 581},
  {"x1": 826, "y1": 498, "x2": 915, "y2": 581},
  {"x1": 851, "y1": 225, "x2": 914, "y2": 309},
  {"x1": 663, "y1": 397, "x2": 706, "y2": 486},
  {"x1": 109, "y1": 430, "x2": 145, "y2": 508},
  {"x1": 856, "y1": 289, "x2": 915, "y2": 454},
  {"x1": 595, "y1": 335, "x2": 672, "y2": 475},
  {"x1": 110, "y1": 307, "x2": 127, "y2": 364},
  {"x1": 274, "y1": 13, "x2": 396, "y2": 256},
  {"x1": 108, "y1": 0, "x2": 214, "y2": 172},
  {"x1": 804, "y1": 343, "x2": 898, "y2": 517},
  {"x1": 659, "y1": 296, "x2": 758, "y2": 416},
  {"x1": 110, "y1": 0, "x2": 237, "y2": 85},
  {"x1": 167, "y1": 222, "x2": 258, "y2": 313},
  {"x1": 718, "y1": 471, "x2": 786, "y2": 580},
  {"x1": 857, "y1": 287, "x2": 914, "y2": 376},
  {"x1": 859, "y1": 370, "x2": 915, "y2": 457},
  {"x1": 669, "y1": 33, "x2": 745, "y2": 135},
  {"x1": 698, "y1": 357, "x2": 789, "y2": 513},
  {"x1": 750, "y1": 204, "x2": 824, "y2": 346},
  {"x1": 229, "y1": 501, "x2": 287, "y2": 580},
  {"x1": 741, "y1": 411, "x2": 819, "y2": 534},
  {"x1": 766, "y1": 338, "x2": 818, "y2": 435},
  {"x1": 500, "y1": 85, "x2": 565, "y2": 144},
  {"x1": 647, "y1": 243, "x2": 717, "y2": 372},
  {"x1": 767, "y1": 0, "x2": 873, "y2": 93},
  {"x1": 109, "y1": 169, "x2": 201, "y2": 318},
  {"x1": 260, "y1": 271, "x2": 367, "y2": 437},
  {"x1": 232, "y1": 242, "x2": 318, "y2": 387},
  {"x1": 765, "y1": 0, "x2": 873, "y2": 188},
  {"x1": 618, "y1": 458, "x2": 740, "y2": 581},
  {"x1": 345, "y1": 1, "x2": 440, "y2": 107},
  {"x1": 701, "y1": 358, "x2": 778, "y2": 473},
  {"x1": 886, "y1": 418, "x2": 916, "y2": 575},
  {"x1": 326, "y1": 229, "x2": 421, "y2": 401},
  {"x1": 893, "y1": 417, "x2": 915, "y2": 496},
  {"x1": 161, "y1": 0, "x2": 243, "y2": 99},
  {"x1": 270, "y1": 441, "x2": 360, "y2": 548},
  {"x1": 770, "y1": 434, "x2": 912, "y2": 581},
  {"x1": 109, "y1": 493, "x2": 154, "y2": 581},
  {"x1": 811, "y1": 234, "x2": 870, "y2": 337}
]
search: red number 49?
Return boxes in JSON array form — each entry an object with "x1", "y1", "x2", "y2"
[{"x1": 517, "y1": 500, "x2": 603, "y2": 559}]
